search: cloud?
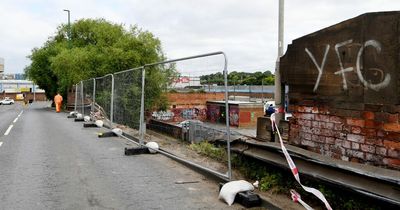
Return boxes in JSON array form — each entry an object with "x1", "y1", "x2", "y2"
[{"x1": 0, "y1": 0, "x2": 399, "y2": 74}]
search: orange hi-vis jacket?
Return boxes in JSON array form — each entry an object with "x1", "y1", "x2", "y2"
[{"x1": 54, "y1": 94, "x2": 63, "y2": 104}]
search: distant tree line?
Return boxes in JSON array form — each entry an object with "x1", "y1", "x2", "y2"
[{"x1": 200, "y1": 71, "x2": 274, "y2": 86}]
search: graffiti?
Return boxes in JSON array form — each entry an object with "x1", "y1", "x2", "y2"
[
  {"x1": 182, "y1": 109, "x2": 195, "y2": 119},
  {"x1": 229, "y1": 106, "x2": 239, "y2": 126},
  {"x1": 334, "y1": 39, "x2": 354, "y2": 90},
  {"x1": 356, "y1": 40, "x2": 391, "y2": 91},
  {"x1": 207, "y1": 105, "x2": 220, "y2": 123},
  {"x1": 172, "y1": 108, "x2": 207, "y2": 121},
  {"x1": 152, "y1": 111, "x2": 174, "y2": 121},
  {"x1": 305, "y1": 39, "x2": 391, "y2": 92},
  {"x1": 305, "y1": 45, "x2": 330, "y2": 92}
]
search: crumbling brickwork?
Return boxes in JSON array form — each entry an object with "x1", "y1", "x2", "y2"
[{"x1": 288, "y1": 103, "x2": 400, "y2": 169}]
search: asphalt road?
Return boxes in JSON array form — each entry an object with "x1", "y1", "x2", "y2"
[{"x1": 0, "y1": 102, "x2": 239, "y2": 210}]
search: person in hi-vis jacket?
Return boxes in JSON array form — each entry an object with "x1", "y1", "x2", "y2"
[{"x1": 54, "y1": 93, "x2": 63, "y2": 113}]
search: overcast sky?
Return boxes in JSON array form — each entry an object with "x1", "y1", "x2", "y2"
[{"x1": 0, "y1": 0, "x2": 399, "y2": 74}]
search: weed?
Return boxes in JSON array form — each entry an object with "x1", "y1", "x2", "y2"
[{"x1": 189, "y1": 141, "x2": 226, "y2": 162}]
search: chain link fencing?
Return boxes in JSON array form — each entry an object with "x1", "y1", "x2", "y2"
[
  {"x1": 94, "y1": 74, "x2": 113, "y2": 127},
  {"x1": 81, "y1": 79, "x2": 94, "y2": 117},
  {"x1": 113, "y1": 68, "x2": 143, "y2": 132},
  {"x1": 144, "y1": 52, "x2": 231, "y2": 178},
  {"x1": 73, "y1": 52, "x2": 232, "y2": 180},
  {"x1": 75, "y1": 82, "x2": 84, "y2": 114}
]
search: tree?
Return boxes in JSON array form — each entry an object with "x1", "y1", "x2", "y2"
[
  {"x1": 25, "y1": 19, "x2": 171, "y2": 114},
  {"x1": 200, "y1": 71, "x2": 275, "y2": 85}
]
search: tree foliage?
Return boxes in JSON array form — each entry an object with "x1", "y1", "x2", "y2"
[
  {"x1": 25, "y1": 18, "x2": 169, "y2": 107},
  {"x1": 200, "y1": 71, "x2": 274, "y2": 85}
]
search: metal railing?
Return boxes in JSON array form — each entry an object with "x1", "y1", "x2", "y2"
[{"x1": 73, "y1": 52, "x2": 232, "y2": 180}]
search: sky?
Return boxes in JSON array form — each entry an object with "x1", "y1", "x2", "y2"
[{"x1": 0, "y1": 0, "x2": 399, "y2": 74}]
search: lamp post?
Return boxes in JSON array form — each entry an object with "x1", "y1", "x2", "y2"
[
  {"x1": 63, "y1": 9, "x2": 71, "y2": 48},
  {"x1": 274, "y1": 0, "x2": 284, "y2": 141}
]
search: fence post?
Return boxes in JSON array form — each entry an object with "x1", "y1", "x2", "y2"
[
  {"x1": 110, "y1": 74, "x2": 114, "y2": 128},
  {"x1": 92, "y1": 78, "x2": 96, "y2": 114},
  {"x1": 33, "y1": 83, "x2": 36, "y2": 102},
  {"x1": 74, "y1": 83, "x2": 78, "y2": 111},
  {"x1": 81, "y1": 81, "x2": 84, "y2": 114},
  {"x1": 139, "y1": 66, "x2": 146, "y2": 145},
  {"x1": 222, "y1": 53, "x2": 232, "y2": 180}
]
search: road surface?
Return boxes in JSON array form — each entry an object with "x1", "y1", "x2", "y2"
[{"x1": 0, "y1": 102, "x2": 239, "y2": 210}]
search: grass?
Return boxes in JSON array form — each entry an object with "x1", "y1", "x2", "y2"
[{"x1": 189, "y1": 141, "x2": 226, "y2": 162}]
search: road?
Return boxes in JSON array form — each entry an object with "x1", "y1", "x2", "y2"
[{"x1": 0, "y1": 102, "x2": 239, "y2": 210}]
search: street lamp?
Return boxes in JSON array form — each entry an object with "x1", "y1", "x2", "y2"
[
  {"x1": 63, "y1": 9, "x2": 71, "y2": 48},
  {"x1": 274, "y1": 0, "x2": 284, "y2": 141}
]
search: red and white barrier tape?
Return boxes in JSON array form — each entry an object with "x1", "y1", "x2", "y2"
[
  {"x1": 291, "y1": 189, "x2": 313, "y2": 210},
  {"x1": 270, "y1": 113, "x2": 332, "y2": 210}
]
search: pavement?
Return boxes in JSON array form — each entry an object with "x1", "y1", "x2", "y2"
[{"x1": 0, "y1": 102, "x2": 241, "y2": 210}]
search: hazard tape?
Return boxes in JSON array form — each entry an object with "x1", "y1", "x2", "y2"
[
  {"x1": 291, "y1": 189, "x2": 313, "y2": 210},
  {"x1": 270, "y1": 113, "x2": 332, "y2": 210}
]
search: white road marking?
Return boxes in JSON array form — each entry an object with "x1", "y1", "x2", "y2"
[
  {"x1": 13, "y1": 117, "x2": 18, "y2": 123},
  {"x1": 4, "y1": 125, "x2": 13, "y2": 136},
  {"x1": 0, "y1": 142, "x2": 3, "y2": 147},
  {"x1": 17, "y1": 110, "x2": 23, "y2": 117}
]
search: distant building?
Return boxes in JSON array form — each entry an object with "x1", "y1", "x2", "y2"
[
  {"x1": 1, "y1": 73, "x2": 26, "y2": 80},
  {"x1": 14, "y1": 73, "x2": 26, "y2": 80},
  {"x1": 0, "y1": 80, "x2": 44, "y2": 93},
  {"x1": 170, "y1": 76, "x2": 201, "y2": 89}
]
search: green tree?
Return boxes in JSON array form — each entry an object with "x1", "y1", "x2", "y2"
[
  {"x1": 25, "y1": 18, "x2": 170, "y2": 112},
  {"x1": 201, "y1": 71, "x2": 275, "y2": 85}
]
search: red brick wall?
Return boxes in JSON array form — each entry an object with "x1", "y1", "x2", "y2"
[
  {"x1": 288, "y1": 103, "x2": 400, "y2": 170},
  {"x1": 238, "y1": 107, "x2": 264, "y2": 128},
  {"x1": 167, "y1": 92, "x2": 225, "y2": 108}
]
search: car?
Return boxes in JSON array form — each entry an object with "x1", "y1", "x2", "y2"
[{"x1": 0, "y1": 98, "x2": 15, "y2": 105}]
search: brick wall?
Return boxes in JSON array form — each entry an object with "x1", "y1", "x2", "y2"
[
  {"x1": 167, "y1": 92, "x2": 225, "y2": 109},
  {"x1": 288, "y1": 103, "x2": 400, "y2": 169},
  {"x1": 238, "y1": 107, "x2": 265, "y2": 128},
  {"x1": 280, "y1": 12, "x2": 400, "y2": 170}
]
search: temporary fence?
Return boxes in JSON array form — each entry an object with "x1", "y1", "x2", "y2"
[
  {"x1": 113, "y1": 67, "x2": 143, "y2": 131},
  {"x1": 74, "y1": 82, "x2": 83, "y2": 113},
  {"x1": 82, "y1": 79, "x2": 94, "y2": 117},
  {"x1": 73, "y1": 52, "x2": 232, "y2": 180},
  {"x1": 94, "y1": 74, "x2": 113, "y2": 128}
]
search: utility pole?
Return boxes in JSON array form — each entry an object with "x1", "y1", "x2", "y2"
[
  {"x1": 63, "y1": 9, "x2": 71, "y2": 48},
  {"x1": 274, "y1": 0, "x2": 285, "y2": 142}
]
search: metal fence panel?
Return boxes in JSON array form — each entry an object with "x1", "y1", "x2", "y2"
[
  {"x1": 95, "y1": 74, "x2": 113, "y2": 127},
  {"x1": 82, "y1": 79, "x2": 94, "y2": 117},
  {"x1": 75, "y1": 82, "x2": 83, "y2": 114},
  {"x1": 144, "y1": 52, "x2": 231, "y2": 179},
  {"x1": 113, "y1": 68, "x2": 143, "y2": 131},
  {"x1": 73, "y1": 52, "x2": 231, "y2": 180}
]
